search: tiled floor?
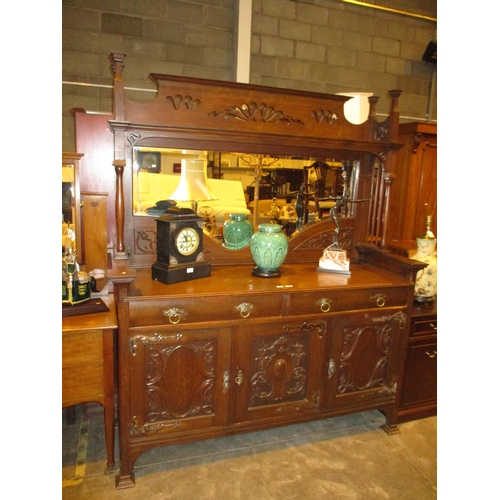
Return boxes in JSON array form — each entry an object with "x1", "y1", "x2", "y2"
[{"x1": 62, "y1": 404, "x2": 437, "y2": 499}]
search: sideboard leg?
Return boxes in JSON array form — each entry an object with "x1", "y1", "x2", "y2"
[
  {"x1": 381, "y1": 422, "x2": 401, "y2": 435},
  {"x1": 115, "y1": 471, "x2": 136, "y2": 489}
]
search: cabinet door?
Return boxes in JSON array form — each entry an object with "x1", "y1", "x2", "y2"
[
  {"x1": 127, "y1": 327, "x2": 231, "y2": 437},
  {"x1": 233, "y1": 319, "x2": 326, "y2": 423},
  {"x1": 325, "y1": 310, "x2": 406, "y2": 410},
  {"x1": 400, "y1": 336, "x2": 437, "y2": 406}
]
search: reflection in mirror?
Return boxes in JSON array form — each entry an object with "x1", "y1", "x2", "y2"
[
  {"x1": 132, "y1": 147, "x2": 359, "y2": 246},
  {"x1": 62, "y1": 163, "x2": 76, "y2": 252},
  {"x1": 62, "y1": 153, "x2": 83, "y2": 260}
]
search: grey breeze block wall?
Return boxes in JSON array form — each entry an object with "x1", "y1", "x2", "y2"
[{"x1": 62, "y1": 0, "x2": 437, "y2": 152}]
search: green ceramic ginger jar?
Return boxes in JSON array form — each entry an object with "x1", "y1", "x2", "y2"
[
  {"x1": 250, "y1": 223, "x2": 288, "y2": 277},
  {"x1": 223, "y1": 213, "x2": 253, "y2": 249}
]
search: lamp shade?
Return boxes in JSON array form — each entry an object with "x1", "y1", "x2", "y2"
[
  {"x1": 168, "y1": 158, "x2": 218, "y2": 202},
  {"x1": 336, "y1": 92, "x2": 373, "y2": 125}
]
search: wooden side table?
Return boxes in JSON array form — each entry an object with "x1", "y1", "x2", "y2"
[{"x1": 62, "y1": 294, "x2": 117, "y2": 470}]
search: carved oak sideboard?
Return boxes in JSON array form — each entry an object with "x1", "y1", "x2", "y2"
[
  {"x1": 110, "y1": 246, "x2": 421, "y2": 488},
  {"x1": 98, "y1": 52, "x2": 427, "y2": 488}
]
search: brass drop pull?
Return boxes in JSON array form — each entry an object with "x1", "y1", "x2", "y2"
[
  {"x1": 425, "y1": 350, "x2": 437, "y2": 358},
  {"x1": 317, "y1": 298, "x2": 332, "y2": 313},
  {"x1": 429, "y1": 323, "x2": 437, "y2": 330},
  {"x1": 328, "y1": 359, "x2": 335, "y2": 379},
  {"x1": 235, "y1": 302, "x2": 254, "y2": 318},
  {"x1": 163, "y1": 307, "x2": 186, "y2": 324},
  {"x1": 371, "y1": 294, "x2": 386, "y2": 307},
  {"x1": 235, "y1": 369, "x2": 243, "y2": 386}
]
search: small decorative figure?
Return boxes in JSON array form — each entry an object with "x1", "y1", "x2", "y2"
[
  {"x1": 288, "y1": 184, "x2": 315, "y2": 231},
  {"x1": 328, "y1": 194, "x2": 348, "y2": 247}
]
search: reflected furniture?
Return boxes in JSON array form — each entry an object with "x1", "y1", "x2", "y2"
[
  {"x1": 303, "y1": 160, "x2": 342, "y2": 217},
  {"x1": 62, "y1": 295, "x2": 117, "y2": 470},
  {"x1": 134, "y1": 170, "x2": 250, "y2": 224},
  {"x1": 92, "y1": 52, "x2": 430, "y2": 488}
]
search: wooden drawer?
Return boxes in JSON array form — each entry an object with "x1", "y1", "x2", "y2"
[
  {"x1": 287, "y1": 286, "x2": 407, "y2": 316},
  {"x1": 128, "y1": 293, "x2": 284, "y2": 327},
  {"x1": 62, "y1": 362, "x2": 104, "y2": 405},
  {"x1": 62, "y1": 329, "x2": 105, "y2": 406},
  {"x1": 411, "y1": 317, "x2": 437, "y2": 337},
  {"x1": 62, "y1": 329, "x2": 103, "y2": 366}
]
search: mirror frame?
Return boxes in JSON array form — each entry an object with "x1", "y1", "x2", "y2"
[
  {"x1": 62, "y1": 152, "x2": 84, "y2": 260},
  {"x1": 107, "y1": 52, "x2": 403, "y2": 267}
]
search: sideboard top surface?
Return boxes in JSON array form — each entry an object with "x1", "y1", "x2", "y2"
[
  {"x1": 62, "y1": 294, "x2": 117, "y2": 331},
  {"x1": 122, "y1": 263, "x2": 411, "y2": 300}
]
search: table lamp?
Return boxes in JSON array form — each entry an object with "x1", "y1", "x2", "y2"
[{"x1": 168, "y1": 158, "x2": 218, "y2": 214}]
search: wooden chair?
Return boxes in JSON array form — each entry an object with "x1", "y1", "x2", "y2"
[{"x1": 303, "y1": 161, "x2": 342, "y2": 218}]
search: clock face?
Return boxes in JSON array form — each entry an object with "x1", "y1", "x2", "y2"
[{"x1": 175, "y1": 227, "x2": 200, "y2": 256}]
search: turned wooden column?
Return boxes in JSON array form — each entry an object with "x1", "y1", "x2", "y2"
[{"x1": 381, "y1": 172, "x2": 396, "y2": 248}]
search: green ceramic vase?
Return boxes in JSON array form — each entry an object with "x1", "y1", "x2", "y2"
[
  {"x1": 223, "y1": 213, "x2": 253, "y2": 249},
  {"x1": 250, "y1": 223, "x2": 288, "y2": 277}
]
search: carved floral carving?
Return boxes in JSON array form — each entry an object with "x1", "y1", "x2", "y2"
[
  {"x1": 338, "y1": 323, "x2": 392, "y2": 394},
  {"x1": 209, "y1": 102, "x2": 304, "y2": 125},
  {"x1": 249, "y1": 335, "x2": 309, "y2": 407},
  {"x1": 374, "y1": 123, "x2": 388, "y2": 141},
  {"x1": 311, "y1": 109, "x2": 339, "y2": 124},
  {"x1": 295, "y1": 228, "x2": 353, "y2": 251},
  {"x1": 372, "y1": 311, "x2": 406, "y2": 328},
  {"x1": 166, "y1": 94, "x2": 201, "y2": 111},
  {"x1": 410, "y1": 132, "x2": 422, "y2": 153},
  {"x1": 126, "y1": 131, "x2": 142, "y2": 147},
  {"x1": 135, "y1": 229, "x2": 157, "y2": 254}
]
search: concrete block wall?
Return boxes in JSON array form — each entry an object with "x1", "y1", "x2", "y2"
[
  {"x1": 62, "y1": 0, "x2": 437, "y2": 151},
  {"x1": 250, "y1": 0, "x2": 436, "y2": 121}
]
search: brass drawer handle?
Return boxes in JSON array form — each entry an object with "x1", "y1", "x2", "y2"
[
  {"x1": 235, "y1": 369, "x2": 243, "y2": 386},
  {"x1": 328, "y1": 359, "x2": 335, "y2": 379},
  {"x1": 371, "y1": 294, "x2": 386, "y2": 307},
  {"x1": 235, "y1": 302, "x2": 254, "y2": 318},
  {"x1": 317, "y1": 298, "x2": 332, "y2": 313},
  {"x1": 429, "y1": 322, "x2": 437, "y2": 330},
  {"x1": 425, "y1": 350, "x2": 437, "y2": 358},
  {"x1": 163, "y1": 308, "x2": 186, "y2": 324}
]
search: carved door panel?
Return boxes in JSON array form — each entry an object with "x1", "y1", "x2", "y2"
[
  {"x1": 127, "y1": 327, "x2": 231, "y2": 437},
  {"x1": 232, "y1": 319, "x2": 326, "y2": 424},
  {"x1": 325, "y1": 311, "x2": 406, "y2": 410}
]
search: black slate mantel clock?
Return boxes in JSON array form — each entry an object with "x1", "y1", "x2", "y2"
[{"x1": 152, "y1": 207, "x2": 211, "y2": 284}]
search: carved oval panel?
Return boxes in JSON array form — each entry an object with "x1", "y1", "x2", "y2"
[{"x1": 146, "y1": 342, "x2": 215, "y2": 420}]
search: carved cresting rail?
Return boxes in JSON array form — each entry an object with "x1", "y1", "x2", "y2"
[{"x1": 108, "y1": 52, "x2": 402, "y2": 262}]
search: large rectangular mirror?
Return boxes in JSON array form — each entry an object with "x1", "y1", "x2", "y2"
[{"x1": 131, "y1": 147, "x2": 358, "y2": 233}]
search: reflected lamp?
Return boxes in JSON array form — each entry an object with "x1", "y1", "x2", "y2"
[{"x1": 168, "y1": 158, "x2": 218, "y2": 214}]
